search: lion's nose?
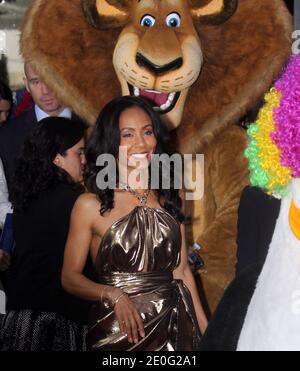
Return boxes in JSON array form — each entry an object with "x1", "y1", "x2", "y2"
[{"x1": 136, "y1": 53, "x2": 183, "y2": 75}]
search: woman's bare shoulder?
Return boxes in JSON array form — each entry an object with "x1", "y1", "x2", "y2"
[{"x1": 73, "y1": 193, "x2": 101, "y2": 214}]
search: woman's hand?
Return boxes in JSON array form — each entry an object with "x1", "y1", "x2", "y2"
[
  {"x1": 0, "y1": 250, "x2": 10, "y2": 271},
  {"x1": 112, "y1": 289, "x2": 145, "y2": 344}
]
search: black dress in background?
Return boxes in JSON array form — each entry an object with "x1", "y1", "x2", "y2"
[{"x1": 0, "y1": 181, "x2": 90, "y2": 351}]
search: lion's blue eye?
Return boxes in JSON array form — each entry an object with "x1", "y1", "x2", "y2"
[
  {"x1": 166, "y1": 12, "x2": 181, "y2": 28},
  {"x1": 140, "y1": 14, "x2": 156, "y2": 27}
]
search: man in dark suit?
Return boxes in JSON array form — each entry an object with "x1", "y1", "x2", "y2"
[{"x1": 0, "y1": 61, "x2": 85, "y2": 189}]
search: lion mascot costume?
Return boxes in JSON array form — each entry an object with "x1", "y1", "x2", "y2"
[{"x1": 20, "y1": 0, "x2": 292, "y2": 312}]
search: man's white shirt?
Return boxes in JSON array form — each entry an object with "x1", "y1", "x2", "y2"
[{"x1": 35, "y1": 105, "x2": 72, "y2": 122}]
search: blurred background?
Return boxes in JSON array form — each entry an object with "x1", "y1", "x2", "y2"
[
  {"x1": 0, "y1": 0, "x2": 31, "y2": 87},
  {"x1": 0, "y1": 0, "x2": 297, "y2": 88}
]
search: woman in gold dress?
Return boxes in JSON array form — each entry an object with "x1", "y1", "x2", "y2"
[{"x1": 62, "y1": 96, "x2": 207, "y2": 351}]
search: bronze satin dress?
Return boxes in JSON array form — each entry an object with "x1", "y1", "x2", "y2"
[{"x1": 87, "y1": 206, "x2": 201, "y2": 351}]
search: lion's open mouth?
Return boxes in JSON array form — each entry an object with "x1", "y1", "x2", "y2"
[{"x1": 128, "y1": 85, "x2": 180, "y2": 114}]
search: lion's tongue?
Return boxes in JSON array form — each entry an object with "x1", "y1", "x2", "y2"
[{"x1": 140, "y1": 90, "x2": 169, "y2": 107}]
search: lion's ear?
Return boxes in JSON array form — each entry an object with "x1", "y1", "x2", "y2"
[
  {"x1": 190, "y1": 0, "x2": 238, "y2": 25},
  {"x1": 81, "y1": 0, "x2": 130, "y2": 29}
]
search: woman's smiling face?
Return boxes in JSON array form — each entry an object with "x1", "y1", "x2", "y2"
[{"x1": 119, "y1": 106, "x2": 157, "y2": 171}]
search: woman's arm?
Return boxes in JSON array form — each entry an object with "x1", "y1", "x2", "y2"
[
  {"x1": 173, "y1": 224, "x2": 208, "y2": 334},
  {"x1": 62, "y1": 194, "x2": 144, "y2": 343},
  {"x1": 62, "y1": 193, "x2": 103, "y2": 300}
]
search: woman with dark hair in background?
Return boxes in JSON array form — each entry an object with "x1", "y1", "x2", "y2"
[
  {"x1": 62, "y1": 96, "x2": 207, "y2": 351},
  {"x1": 0, "y1": 117, "x2": 90, "y2": 351},
  {"x1": 0, "y1": 81, "x2": 12, "y2": 126}
]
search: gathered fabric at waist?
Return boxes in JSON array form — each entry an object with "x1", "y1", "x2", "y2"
[
  {"x1": 88, "y1": 270, "x2": 201, "y2": 351},
  {"x1": 98, "y1": 271, "x2": 174, "y2": 294}
]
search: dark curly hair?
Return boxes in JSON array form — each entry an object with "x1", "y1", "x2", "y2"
[
  {"x1": 85, "y1": 96, "x2": 184, "y2": 223},
  {"x1": 11, "y1": 117, "x2": 86, "y2": 212}
]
